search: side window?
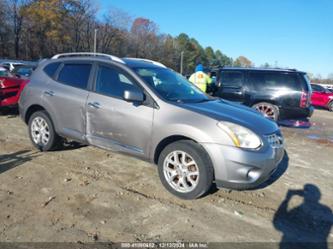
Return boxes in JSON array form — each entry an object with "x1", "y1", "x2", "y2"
[
  {"x1": 221, "y1": 71, "x2": 244, "y2": 87},
  {"x1": 311, "y1": 85, "x2": 319, "y2": 91},
  {"x1": 249, "y1": 72, "x2": 301, "y2": 90},
  {"x1": 43, "y1": 62, "x2": 61, "y2": 78},
  {"x1": 57, "y1": 64, "x2": 91, "y2": 90},
  {"x1": 248, "y1": 72, "x2": 270, "y2": 89},
  {"x1": 312, "y1": 85, "x2": 325, "y2": 92},
  {"x1": 95, "y1": 65, "x2": 136, "y2": 98}
]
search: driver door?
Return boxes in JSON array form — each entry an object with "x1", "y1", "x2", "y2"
[{"x1": 86, "y1": 63, "x2": 154, "y2": 158}]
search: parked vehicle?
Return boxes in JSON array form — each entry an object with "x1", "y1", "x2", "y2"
[
  {"x1": 212, "y1": 67, "x2": 313, "y2": 121},
  {"x1": 0, "y1": 66, "x2": 8, "y2": 76},
  {"x1": 0, "y1": 66, "x2": 29, "y2": 109},
  {"x1": 311, "y1": 83, "x2": 333, "y2": 111},
  {"x1": 0, "y1": 61, "x2": 23, "y2": 72},
  {"x1": 12, "y1": 64, "x2": 37, "y2": 78},
  {"x1": 19, "y1": 53, "x2": 284, "y2": 199}
]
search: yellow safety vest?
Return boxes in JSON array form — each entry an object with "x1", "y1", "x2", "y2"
[{"x1": 189, "y1": 71, "x2": 212, "y2": 92}]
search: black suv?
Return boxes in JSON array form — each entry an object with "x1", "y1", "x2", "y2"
[{"x1": 212, "y1": 67, "x2": 313, "y2": 121}]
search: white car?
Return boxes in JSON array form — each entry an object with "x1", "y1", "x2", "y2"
[{"x1": 1, "y1": 62, "x2": 23, "y2": 71}]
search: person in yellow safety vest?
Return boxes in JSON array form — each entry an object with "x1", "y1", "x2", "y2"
[{"x1": 189, "y1": 64, "x2": 212, "y2": 93}]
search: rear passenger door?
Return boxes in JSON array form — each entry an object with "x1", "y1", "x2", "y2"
[
  {"x1": 43, "y1": 62, "x2": 92, "y2": 141},
  {"x1": 248, "y1": 71, "x2": 302, "y2": 108},
  {"x1": 86, "y1": 63, "x2": 154, "y2": 158},
  {"x1": 218, "y1": 70, "x2": 245, "y2": 102}
]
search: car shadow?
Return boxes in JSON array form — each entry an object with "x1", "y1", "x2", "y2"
[
  {"x1": 0, "y1": 150, "x2": 39, "y2": 174},
  {"x1": 312, "y1": 106, "x2": 329, "y2": 111},
  {"x1": 273, "y1": 184, "x2": 333, "y2": 249},
  {"x1": 61, "y1": 140, "x2": 87, "y2": 151},
  {"x1": 0, "y1": 107, "x2": 19, "y2": 117}
]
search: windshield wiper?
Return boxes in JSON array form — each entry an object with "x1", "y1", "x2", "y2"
[{"x1": 194, "y1": 98, "x2": 216, "y2": 103}]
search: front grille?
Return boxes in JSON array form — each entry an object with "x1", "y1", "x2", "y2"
[{"x1": 265, "y1": 133, "x2": 284, "y2": 148}]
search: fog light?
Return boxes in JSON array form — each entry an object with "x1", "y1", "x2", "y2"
[{"x1": 247, "y1": 169, "x2": 261, "y2": 181}]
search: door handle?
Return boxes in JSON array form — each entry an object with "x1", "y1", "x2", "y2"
[
  {"x1": 44, "y1": 90, "x2": 55, "y2": 97},
  {"x1": 88, "y1": 102, "x2": 101, "y2": 109}
]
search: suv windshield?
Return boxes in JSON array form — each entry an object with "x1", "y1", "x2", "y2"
[{"x1": 133, "y1": 67, "x2": 210, "y2": 103}]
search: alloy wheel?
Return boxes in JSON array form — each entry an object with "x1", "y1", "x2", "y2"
[
  {"x1": 31, "y1": 116, "x2": 50, "y2": 146},
  {"x1": 254, "y1": 103, "x2": 277, "y2": 120},
  {"x1": 163, "y1": 150, "x2": 200, "y2": 193}
]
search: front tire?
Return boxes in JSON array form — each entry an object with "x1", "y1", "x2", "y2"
[
  {"x1": 252, "y1": 102, "x2": 280, "y2": 121},
  {"x1": 28, "y1": 111, "x2": 61, "y2": 151},
  {"x1": 328, "y1": 101, "x2": 333, "y2": 112},
  {"x1": 157, "y1": 140, "x2": 214, "y2": 200}
]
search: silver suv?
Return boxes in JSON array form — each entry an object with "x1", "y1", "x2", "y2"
[{"x1": 19, "y1": 53, "x2": 285, "y2": 199}]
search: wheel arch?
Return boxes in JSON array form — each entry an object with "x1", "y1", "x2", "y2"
[
  {"x1": 153, "y1": 135, "x2": 198, "y2": 165},
  {"x1": 327, "y1": 99, "x2": 333, "y2": 110},
  {"x1": 24, "y1": 104, "x2": 47, "y2": 124},
  {"x1": 250, "y1": 99, "x2": 279, "y2": 107}
]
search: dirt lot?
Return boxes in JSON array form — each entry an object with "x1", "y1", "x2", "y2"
[{"x1": 0, "y1": 109, "x2": 332, "y2": 243}]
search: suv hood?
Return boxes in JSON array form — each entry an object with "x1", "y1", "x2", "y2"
[{"x1": 181, "y1": 99, "x2": 279, "y2": 135}]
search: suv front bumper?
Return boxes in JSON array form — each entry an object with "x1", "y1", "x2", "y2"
[{"x1": 202, "y1": 142, "x2": 285, "y2": 190}]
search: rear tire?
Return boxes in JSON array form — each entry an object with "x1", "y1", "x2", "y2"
[
  {"x1": 157, "y1": 140, "x2": 214, "y2": 200},
  {"x1": 28, "y1": 110, "x2": 61, "y2": 151},
  {"x1": 252, "y1": 102, "x2": 280, "y2": 121}
]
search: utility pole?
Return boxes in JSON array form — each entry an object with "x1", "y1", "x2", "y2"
[
  {"x1": 93, "y1": 29, "x2": 98, "y2": 53},
  {"x1": 180, "y1": 51, "x2": 184, "y2": 75}
]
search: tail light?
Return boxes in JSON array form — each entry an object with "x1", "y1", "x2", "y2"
[{"x1": 300, "y1": 91, "x2": 310, "y2": 108}]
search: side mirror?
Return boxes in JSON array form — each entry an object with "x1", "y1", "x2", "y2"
[{"x1": 123, "y1": 86, "x2": 144, "y2": 102}]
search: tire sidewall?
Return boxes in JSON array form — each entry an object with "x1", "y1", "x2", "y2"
[
  {"x1": 28, "y1": 111, "x2": 57, "y2": 151},
  {"x1": 157, "y1": 140, "x2": 214, "y2": 200},
  {"x1": 328, "y1": 101, "x2": 333, "y2": 112}
]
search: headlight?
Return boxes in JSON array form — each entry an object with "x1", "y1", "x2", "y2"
[{"x1": 217, "y1": 121, "x2": 262, "y2": 149}]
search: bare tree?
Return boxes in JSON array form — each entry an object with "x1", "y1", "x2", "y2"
[{"x1": 6, "y1": 0, "x2": 28, "y2": 58}]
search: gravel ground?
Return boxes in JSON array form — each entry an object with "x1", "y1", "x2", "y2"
[{"x1": 0, "y1": 109, "x2": 332, "y2": 243}]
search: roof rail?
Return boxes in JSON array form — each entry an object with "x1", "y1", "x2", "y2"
[
  {"x1": 51, "y1": 52, "x2": 125, "y2": 64},
  {"x1": 124, "y1": 57, "x2": 167, "y2": 68}
]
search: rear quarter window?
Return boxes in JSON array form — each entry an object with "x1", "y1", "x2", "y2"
[
  {"x1": 57, "y1": 63, "x2": 92, "y2": 90},
  {"x1": 43, "y1": 62, "x2": 61, "y2": 78},
  {"x1": 300, "y1": 73, "x2": 311, "y2": 92},
  {"x1": 248, "y1": 72, "x2": 302, "y2": 91}
]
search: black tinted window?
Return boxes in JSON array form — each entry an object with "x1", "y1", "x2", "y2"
[
  {"x1": 95, "y1": 66, "x2": 135, "y2": 98},
  {"x1": 221, "y1": 71, "x2": 244, "y2": 87},
  {"x1": 311, "y1": 84, "x2": 325, "y2": 92},
  {"x1": 43, "y1": 62, "x2": 60, "y2": 78},
  {"x1": 249, "y1": 72, "x2": 301, "y2": 90},
  {"x1": 58, "y1": 64, "x2": 91, "y2": 89}
]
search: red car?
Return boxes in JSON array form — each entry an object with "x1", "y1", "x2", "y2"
[
  {"x1": 0, "y1": 67, "x2": 29, "y2": 109},
  {"x1": 311, "y1": 84, "x2": 333, "y2": 111}
]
